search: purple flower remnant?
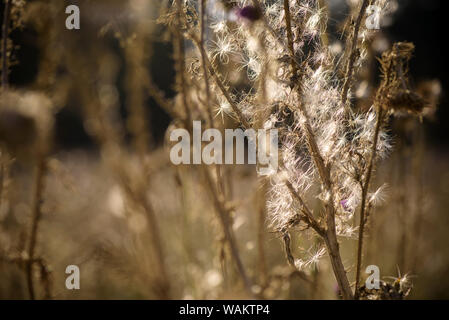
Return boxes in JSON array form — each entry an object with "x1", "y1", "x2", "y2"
[
  {"x1": 236, "y1": 6, "x2": 262, "y2": 22},
  {"x1": 340, "y1": 199, "x2": 350, "y2": 212},
  {"x1": 335, "y1": 284, "x2": 343, "y2": 300}
]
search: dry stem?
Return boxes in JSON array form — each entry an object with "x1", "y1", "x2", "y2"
[
  {"x1": 26, "y1": 156, "x2": 47, "y2": 300},
  {"x1": 203, "y1": 166, "x2": 255, "y2": 298},
  {"x1": 1, "y1": 0, "x2": 11, "y2": 88},
  {"x1": 341, "y1": 0, "x2": 370, "y2": 107},
  {"x1": 283, "y1": 0, "x2": 298, "y2": 77},
  {"x1": 354, "y1": 107, "x2": 384, "y2": 299}
]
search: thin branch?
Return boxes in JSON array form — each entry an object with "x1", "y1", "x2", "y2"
[
  {"x1": 251, "y1": 0, "x2": 302, "y2": 71},
  {"x1": 26, "y1": 156, "x2": 47, "y2": 300},
  {"x1": 354, "y1": 107, "x2": 384, "y2": 299},
  {"x1": 190, "y1": 35, "x2": 250, "y2": 128},
  {"x1": 283, "y1": 0, "x2": 298, "y2": 76},
  {"x1": 341, "y1": 0, "x2": 370, "y2": 107},
  {"x1": 296, "y1": 103, "x2": 332, "y2": 191},
  {"x1": 0, "y1": 153, "x2": 3, "y2": 211},
  {"x1": 285, "y1": 180, "x2": 325, "y2": 236},
  {"x1": 144, "y1": 73, "x2": 180, "y2": 120},
  {"x1": 287, "y1": 75, "x2": 354, "y2": 299},
  {"x1": 1, "y1": 255, "x2": 52, "y2": 299},
  {"x1": 199, "y1": 0, "x2": 214, "y2": 128},
  {"x1": 2, "y1": 0, "x2": 11, "y2": 88},
  {"x1": 282, "y1": 231, "x2": 296, "y2": 267},
  {"x1": 174, "y1": 0, "x2": 191, "y2": 124},
  {"x1": 257, "y1": 182, "x2": 268, "y2": 287},
  {"x1": 178, "y1": 7, "x2": 249, "y2": 129},
  {"x1": 202, "y1": 166, "x2": 255, "y2": 298}
]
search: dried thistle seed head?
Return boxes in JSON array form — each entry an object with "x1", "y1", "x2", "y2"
[
  {"x1": 416, "y1": 79, "x2": 441, "y2": 119},
  {"x1": 385, "y1": 89, "x2": 427, "y2": 115},
  {"x1": 391, "y1": 42, "x2": 415, "y2": 59},
  {"x1": 379, "y1": 42, "x2": 415, "y2": 80},
  {"x1": 376, "y1": 42, "x2": 428, "y2": 116}
]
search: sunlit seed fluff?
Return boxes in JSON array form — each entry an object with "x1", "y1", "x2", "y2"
[{"x1": 368, "y1": 184, "x2": 388, "y2": 206}]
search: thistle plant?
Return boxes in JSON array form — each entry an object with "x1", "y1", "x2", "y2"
[
  {"x1": 156, "y1": 0, "x2": 433, "y2": 299},
  {"x1": 0, "y1": 0, "x2": 440, "y2": 300}
]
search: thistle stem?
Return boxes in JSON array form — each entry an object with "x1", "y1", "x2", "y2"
[
  {"x1": 354, "y1": 107, "x2": 384, "y2": 299},
  {"x1": 203, "y1": 166, "x2": 255, "y2": 298},
  {"x1": 341, "y1": 0, "x2": 370, "y2": 107},
  {"x1": 27, "y1": 156, "x2": 47, "y2": 300},
  {"x1": 283, "y1": 0, "x2": 298, "y2": 76},
  {"x1": 2, "y1": 0, "x2": 11, "y2": 88}
]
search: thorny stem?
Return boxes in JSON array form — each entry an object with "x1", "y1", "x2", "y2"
[
  {"x1": 2, "y1": 0, "x2": 11, "y2": 88},
  {"x1": 296, "y1": 103, "x2": 332, "y2": 191},
  {"x1": 288, "y1": 99, "x2": 353, "y2": 298},
  {"x1": 199, "y1": 0, "x2": 214, "y2": 128},
  {"x1": 125, "y1": 42, "x2": 151, "y2": 161},
  {"x1": 341, "y1": 0, "x2": 370, "y2": 107},
  {"x1": 0, "y1": 152, "x2": 3, "y2": 211},
  {"x1": 411, "y1": 127, "x2": 424, "y2": 273},
  {"x1": 257, "y1": 184, "x2": 268, "y2": 287},
  {"x1": 281, "y1": 231, "x2": 313, "y2": 286},
  {"x1": 323, "y1": 205, "x2": 352, "y2": 299},
  {"x1": 174, "y1": 0, "x2": 191, "y2": 124},
  {"x1": 293, "y1": 99, "x2": 353, "y2": 298},
  {"x1": 285, "y1": 180, "x2": 324, "y2": 236},
  {"x1": 145, "y1": 73, "x2": 180, "y2": 120},
  {"x1": 283, "y1": 0, "x2": 298, "y2": 76},
  {"x1": 282, "y1": 231, "x2": 296, "y2": 267},
  {"x1": 203, "y1": 166, "x2": 255, "y2": 298},
  {"x1": 198, "y1": 0, "x2": 225, "y2": 194},
  {"x1": 1, "y1": 255, "x2": 52, "y2": 299},
  {"x1": 354, "y1": 107, "x2": 384, "y2": 299},
  {"x1": 277, "y1": 0, "x2": 354, "y2": 297},
  {"x1": 251, "y1": 0, "x2": 302, "y2": 71},
  {"x1": 281, "y1": 231, "x2": 315, "y2": 286},
  {"x1": 128, "y1": 183, "x2": 171, "y2": 298},
  {"x1": 26, "y1": 156, "x2": 47, "y2": 300},
  {"x1": 285, "y1": 2, "x2": 358, "y2": 294}
]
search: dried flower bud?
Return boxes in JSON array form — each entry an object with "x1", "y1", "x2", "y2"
[
  {"x1": 386, "y1": 89, "x2": 427, "y2": 115},
  {"x1": 236, "y1": 6, "x2": 262, "y2": 22},
  {"x1": 340, "y1": 199, "x2": 350, "y2": 212}
]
